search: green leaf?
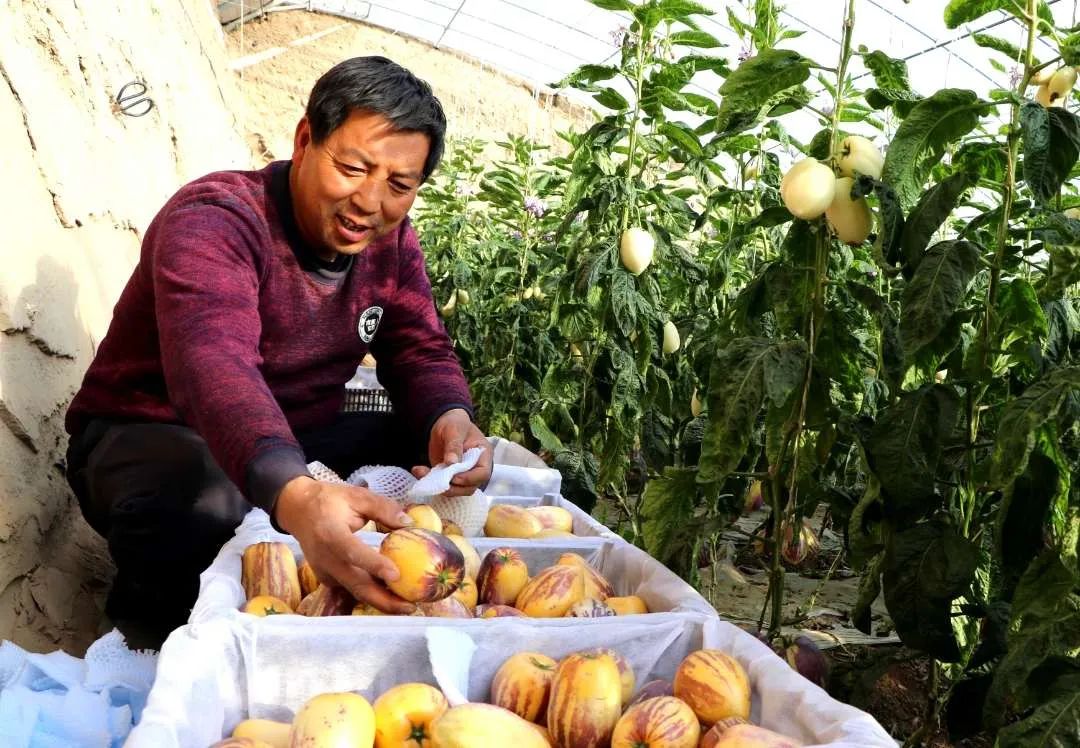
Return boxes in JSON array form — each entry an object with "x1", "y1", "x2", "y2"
[
  {"x1": 554, "y1": 449, "x2": 600, "y2": 512},
  {"x1": 656, "y1": 0, "x2": 713, "y2": 21},
  {"x1": 641, "y1": 467, "x2": 700, "y2": 562},
  {"x1": 1013, "y1": 550, "x2": 1079, "y2": 625},
  {"x1": 594, "y1": 87, "x2": 630, "y2": 111},
  {"x1": 668, "y1": 29, "x2": 723, "y2": 48},
  {"x1": 998, "y1": 443, "x2": 1067, "y2": 592},
  {"x1": 699, "y1": 338, "x2": 808, "y2": 483},
  {"x1": 589, "y1": 0, "x2": 633, "y2": 10},
  {"x1": 865, "y1": 384, "x2": 962, "y2": 520},
  {"x1": 882, "y1": 518, "x2": 980, "y2": 661},
  {"x1": 972, "y1": 32, "x2": 1024, "y2": 63},
  {"x1": 715, "y1": 49, "x2": 813, "y2": 134},
  {"x1": 556, "y1": 64, "x2": 621, "y2": 90},
  {"x1": 528, "y1": 413, "x2": 564, "y2": 454},
  {"x1": 998, "y1": 278, "x2": 1049, "y2": 343},
  {"x1": 610, "y1": 272, "x2": 639, "y2": 337},
  {"x1": 899, "y1": 240, "x2": 982, "y2": 361},
  {"x1": 944, "y1": 0, "x2": 1054, "y2": 29},
  {"x1": 1021, "y1": 103, "x2": 1080, "y2": 205},
  {"x1": 990, "y1": 366, "x2": 1080, "y2": 487},
  {"x1": 997, "y1": 690, "x2": 1080, "y2": 748},
  {"x1": 899, "y1": 171, "x2": 974, "y2": 277},
  {"x1": 882, "y1": 89, "x2": 989, "y2": 207},
  {"x1": 658, "y1": 122, "x2": 704, "y2": 156},
  {"x1": 852, "y1": 175, "x2": 906, "y2": 266},
  {"x1": 862, "y1": 50, "x2": 914, "y2": 94},
  {"x1": 852, "y1": 552, "x2": 884, "y2": 634}
]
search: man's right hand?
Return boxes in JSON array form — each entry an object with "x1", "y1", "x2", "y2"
[{"x1": 273, "y1": 476, "x2": 416, "y2": 614}]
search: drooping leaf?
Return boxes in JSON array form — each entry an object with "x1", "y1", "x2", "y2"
[
  {"x1": 864, "y1": 384, "x2": 961, "y2": 520},
  {"x1": 715, "y1": 49, "x2": 813, "y2": 134},
  {"x1": 852, "y1": 551, "x2": 884, "y2": 634},
  {"x1": 882, "y1": 89, "x2": 989, "y2": 207},
  {"x1": 852, "y1": 175, "x2": 906, "y2": 266},
  {"x1": 990, "y1": 366, "x2": 1080, "y2": 487},
  {"x1": 1021, "y1": 104, "x2": 1080, "y2": 205},
  {"x1": 594, "y1": 87, "x2": 630, "y2": 111},
  {"x1": 862, "y1": 50, "x2": 914, "y2": 94},
  {"x1": 528, "y1": 413, "x2": 565, "y2": 454},
  {"x1": 658, "y1": 122, "x2": 704, "y2": 156},
  {"x1": 882, "y1": 518, "x2": 980, "y2": 661},
  {"x1": 641, "y1": 467, "x2": 701, "y2": 563},
  {"x1": 997, "y1": 278, "x2": 1049, "y2": 347},
  {"x1": 997, "y1": 690, "x2": 1080, "y2": 748},
  {"x1": 997, "y1": 445, "x2": 1065, "y2": 593},
  {"x1": 899, "y1": 171, "x2": 973, "y2": 277},
  {"x1": 554, "y1": 449, "x2": 600, "y2": 512},
  {"x1": 972, "y1": 32, "x2": 1024, "y2": 63},
  {"x1": 899, "y1": 240, "x2": 983, "y2": 361},
  {"x1": 699, "y1": 338, "x2": 808, "y2": 483}
]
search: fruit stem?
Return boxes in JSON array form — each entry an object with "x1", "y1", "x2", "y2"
[{"x1": 620, "y1": 31, "x2": 648, "y2": 235}]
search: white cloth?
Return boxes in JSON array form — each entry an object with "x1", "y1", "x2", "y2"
[
  {"x1": 0, "y1": 630, "x2": 157, "y2": 748},
  {"x1": 406, "y1": 447, "x2": 483, "y2": 502}
]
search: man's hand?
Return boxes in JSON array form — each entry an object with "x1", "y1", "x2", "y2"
[
  {"x1": 411, "y1": 408, "x2": 493, "y2": 497},
  {"x1": 273, "y1": 476, "x2": 416, "y2": 614}
]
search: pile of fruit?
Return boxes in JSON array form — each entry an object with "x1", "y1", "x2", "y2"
[
  {"x1": 210, "y1": 645, "x2": 803, "y2": 747},
  {"x1": 239, "y1": 531, "x2": 648, "y2": 619}
]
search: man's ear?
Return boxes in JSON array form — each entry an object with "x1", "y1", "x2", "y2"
[{"x1": 292, "y1": 116, "x2": 311, "y2": 162}]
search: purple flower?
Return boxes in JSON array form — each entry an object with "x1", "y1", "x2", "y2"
[
  {"x1": 524, "y1": 196, "x2": 545, "y2": 218},
  {"x1": 455, "y1": 182, "x2": 478, "y2": 197},
  {"x1": 737, "y1": 45, "x2": 752, "y2": 63},
  {"x1": 1009, "y1": 66, "x2": 1022, "y2": 89},
  {"x1": 610, "y1": 25, "x2": 628, "y2": 47},
  {"x1": 510, "y1": 230, "x2": 523, "y2": 241}
]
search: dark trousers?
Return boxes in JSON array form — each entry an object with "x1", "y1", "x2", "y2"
[{"x1": 65, "y1": 413, "x2": 421, "y2": 647}]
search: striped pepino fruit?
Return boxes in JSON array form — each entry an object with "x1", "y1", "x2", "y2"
[
  {"x1": 297, "y1": 560, "x2": 319, "y2": 598},
  {"x1": 555, "y1": 553, "x2": 614, "y2": 600},
  {"x1": 241, "y1": 542, "x2": 301, "y2": 610},
  {"x1": 515, "y1": 565, "x2": 585, "y2": 617},
  {"x1": 296, "y1": 583, "x2": 356, "y2": 616},
  {"x1": 547, "y1": 650, "x2": 622, "y2": 748},
  {"x1": 610, "y1": 696, "x2": 700, "y2": 748},
  {"x1": 672, "y1": 650, "x2": 751, "y2": 725},
  {"x1": 490, "y1": 651, "x2": 558, "y2": 724}
]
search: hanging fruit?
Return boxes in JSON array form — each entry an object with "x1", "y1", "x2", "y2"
[
  {"x1": 662, "y1": 321, "x2": 680, "y2": 354},
  {"x1": 780, "y1": 158, "x2": 836, "y2": 220},
  {"x1": 620, "y1": 227, "x2": 655, "y2": 275},
  {"x1": 825, "y1": 177, "x2": 873, "y2": 245},
  {"x1": 834, "y1": 135, "x2": 883, "y2": 180}
]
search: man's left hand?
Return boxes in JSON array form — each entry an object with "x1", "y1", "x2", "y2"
[{"x1": 412, "y1": 408, "x2": 492, "y2": 496}]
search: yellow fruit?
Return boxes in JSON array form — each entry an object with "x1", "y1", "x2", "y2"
[
  {"x1": 242, "y1": 595, "x2": 293, "y2": 617},
  {"x1": 477, "y1": 547, "x2": 530, "y2": 606},
  {"x1": 289, "y1": 692, "x2": 375, "y2": 747},
  {"x1": 566, "y1": 598, "x2": 617, "y2": 618},
  {"x1": 662, "y1": 321, "x2": 680, "y2": 354},
  {"x1": 527, "y1": 506, "x2": 574, "y2": 534},
  {"x1": 456, "y1": 289, "x2": 471, "y2": 305},
  {"x1": 491, "y1": 652, "x2": 559, "y2": 724},
  {"x1": 620, "y1": 227, "x2": 655, "y2": 276},
  {"x1": 610, "y1": 696, "x2": 700, "y2": 748},
  {"x1": 440, "y1": 293, "x2": 457, "y2": 318},
  {"x1": 430, "y1": 703, "x2": 551, "y2": 747},
  {"x1": 404, "y1": 504, "x2": 443, "y2": 533},
  {"x1": 581, "y1": 647, "x2": 635, "y2": 705},
  {"x1": 1032, "y1": 66, "x2": 1055, "y2": 85},
  {"x1": 241, "y1": 542, "x2": 301, "y2": 611},
  {"x1": 418, "y1": 597, "x2": 473, "y2": 618},
  {"x1": 825, "y1": 177, "x2": 873, "y2": 245},
  {"x1": 673, "y1": 650, "x2": 751, "y2": 725},
  {"x1": 699, "y1": 721, "x2": 803, "y2": 747},
  {"x1": 232, "y1": 718, "x2": 290, "y2": 747},
  {"x1": 451, "y1": 576, "x2": 478, "y2": 609},
  {"x1": 379, "y1": 528, "x2": 465, "y2": 603},
  {"x1": 780, "y1": 158, "x2": 836, "y2": 220},
  {"x1": 208, "y1": 739, "x2": 273, "y2": 748},
  {"x1": 373, "y1": 682, "x2": 448, "y2": 748},
  {"x1": 690, "y1": 389, "x2": 703, "y2": 418},
  {"x1": 478, "y1": 604, "x2": 528, "y2": 618},
  {"x1": 445, "y1": 534, "x2": 481, "y2": 580},
  {"x1": 834, "y1": 135, "x2": 883, "y2": 180},
  {"x1": 516, "y1": 565, "x2": 585, "y2": 617},
  {"x1": 442, "y1": 520, "x2": 464, "y2": 536},
  {"x1": 297, "y1": 584, "x2": 356, "y2": 617},
  {"x1": 1049, "y1": 66, "x2": 1077, "y2": 98},
  {"x1": 606, "y1": 596, "x2": 649, "y2": 615},
  {"x1": 555, "y1": 553, "x2": 614, "y2": 600},
  {"x1": 485, "y1": 504, "x2": 543, "y2": 538},
  {"x1": 548, "y1": 651, "x2": 622, "y2": 748},
  {"x1": 534, "y1": 529, "x2": 575, "y2": 539},
  {"x1": 297, "y1": 562, "x2": 319, "y2": 599}
]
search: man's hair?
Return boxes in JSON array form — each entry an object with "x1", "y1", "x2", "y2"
[{"x1": 305, "y1": 56, "x2": 446, "y2": 181}]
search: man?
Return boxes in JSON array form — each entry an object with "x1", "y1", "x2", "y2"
[{"x1": 64, "y1": 56, "x2": 492, "y2": 646}]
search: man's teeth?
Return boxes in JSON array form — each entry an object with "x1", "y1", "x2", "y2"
[{"x1": 341, "y1": 216, "x2": 366, "y2": 232}]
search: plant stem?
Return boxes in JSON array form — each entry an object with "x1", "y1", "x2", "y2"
[{"x1": 619, "y1": 36, "x2": 647, "y2": 235}]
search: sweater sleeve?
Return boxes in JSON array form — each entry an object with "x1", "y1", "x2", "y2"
[
  {"x1": 151, "y1": 198, "x2": 309, "y2": 513},
  {"x1": 370, "y1": 221, "x2": 474, "y2": 442}
]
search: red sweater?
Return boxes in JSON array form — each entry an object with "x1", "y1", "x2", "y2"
[{"x1": 66, "y1": 162, "x2": 472, "y2": 512}]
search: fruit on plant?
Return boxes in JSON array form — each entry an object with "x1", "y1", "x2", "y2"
[
  {"x1": 548, "y1": 651, "x2": 623, "y2": 748},
  {"x1": 699, "y1": 722, "x2": 803, "y2": 748},
  {"x1": 379, "y1": 528, "x2": 465, "y2": 603},
  {"x1": 1049, "y1": 66, "x2": 1077, "y2": 98},
  {"x1": 523, "y1": 286, "x2": 536, "y2": 301},
  {"x1": 555, "y1": 553, "x2": 614, "y2": 600},
  {"x1": 430, "y1": 703, "x2": 551, "y2": 747},
  {"x1": 780, "y1": 158, "x2": 836, "y2": 220},
  {"x1": 373, "y1": 682, "x2": 448, "y2": 748},
  {"x1": 566, "y1": 598, "x2": 617, "y2": 618},
  {"x1": 289, "y1": 692, "x2": 375, "y2": 747},
  {"x1": 780, "y1": 519, "x2": 820, "y2": 567},
  {"x1": 582, "y1": 647, "x2": 635, "y2": 705},
  {"x1": 456, "y1": 288, "x2": 471, "y2": 305},
  {"x1": 1066, "y1": 207, "x2": 1080, "y2": 220},
  {"x1": 690, "y1": 389, "x2": 703, "y2": 418},
  {"x1": 570, "y1": 343, "x2": 584, "y2": 362},
  {"x1": 605, "y1": 596, "x2": 648, "y2": 615},
  {"x1": 1032, "y1": 66, "x2": 1055, "y2": 85},
  {"x1": 742, "y1": 156, "x2": 761, "y2": 181},
  {"x1": 451, "y1": 576, "x2": 478, "y2": 609},
  {"x1": 241, "y1": 542, "x2": 302, "y2": 610},
  {"x1": 491, "y1": 651, "x2": 558, "y2": 724},
  {"x1": 440, "y1": 292, "x2": 457, "y2": 318},
  {"x1": 783, "y1": 635, "x2": 829, "y2": 690},
  {"x1": 516, "y1": 564, "x2": 585, "y2": 617},
  {"x1": 610, "y1": 696, "x2": 700, "y2": 748},
  {"x1": 232, "y1": 718, "x2": 290, "y2": 747},
  {"x1": 242, "y1": 595, "x2": 293, "y2": 617},
  {"x1": 673, "y1": 650, "x2": 751, "y2": 725},
  {"x1": 485, "y1": 504, "x2": 543, "y2": 538},
  {"x1": 297, "y1": 584, "x2": 356, "y2": 617},
  {"x1": 445, "y1": 534, "x2": 481, "y2": 580},
  {"x1": 478, "y1": 604, "x2": 528, "y2": 618},
  {"x1": 531, "y1": 285, "x2": 546, "y2": 301},
  {"x1": 662, "y1": 321, "x2": 680, "y2": 354},
  {"x1": 825, "y1": 177, "x2": 872, "y2": 245},
  {"x1": 528, "y1": 505, "x2": 574, "y2": 533},
  {"x1": 477, "y1": 547, "x2": 530, "y2": 606},
  {"x1": 743, "y1": 481, "x2": 763, "y2": 514},
  {"x1": 620, "y1": 227, "x2": 655, "y2": 275},
  {"x1": 297, "y1": 561, "x2": 319, "y2": 598},
  {"x1": 419, "y1": 596, "x2": 473, "y2": 618},
  {"x1": 1035, "y1": 83, "x2": 1058, "y2": 107},
  {"x1": 626, "y1": 680, "x2": 674, "y2": 709},
  {"x1": 404, "y1": 504, "x2": 443, "y2": 533},
  {"x1": 835, "y1": 135, "x2": 884, "y2": 180}
]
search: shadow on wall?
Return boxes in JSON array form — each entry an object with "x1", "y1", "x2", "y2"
[{"x1": 0, "y1": 254, "x2": 113, "y2": 656}]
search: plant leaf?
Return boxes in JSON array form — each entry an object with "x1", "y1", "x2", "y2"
[
  {"x1": 667, "y1": 29, "x2": 723, "y2": 48},
  {"x1": 944, "y1": 0, "x2": 1054, "y2": 29},
  {"x1": 862, "y1": 50, "x2": 914, "y2": 94},
  {"x1": 899, "y1": 171, "x2": 973, "y2": 278},
  {"x1": 641, "y1": 467, "x2": 700, "y2": 563},
  {"x1": 1021, "y1": 103, "x2": 1080, "y2": 205},
  {"x1": 715, "y1": 49, "x2": 812, "y2": 134},
  {"x1": 589, "y1": 0, "x2": 633, "y2": 10},
  {"x1": 882, "y1": 89, "x2": 989, "y2": 207},
  {"x1": 997, "y1": 690, "x2": 1080, "y2": 748},
  {"x1": 554, "y1": 449, "x2": 600, "y2": 512},
  {"x1": 900, "y1": 240, "x2": 982, "y2": 361},
  {"x1": 972, "y1": 32, "x2": 1024, "y2": 63},
  {"x1": 528, "y1": 413, "x2": 565, "y2": 454},
  {"x1": 882, "y1": 518, "x2": 980, "y2": 662}
]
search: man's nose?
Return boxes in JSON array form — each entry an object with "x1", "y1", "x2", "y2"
[{"x1": 350, "y1": 177, "x2": 382, "y2": 215}]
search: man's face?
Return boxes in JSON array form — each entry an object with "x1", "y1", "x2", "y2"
[{"x1": 290, "y1": 109, "x2": 429, "y2": 261}]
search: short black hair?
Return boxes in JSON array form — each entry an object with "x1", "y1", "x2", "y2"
[{"x1": 305, "y1": 56, "x2": 446, "y2": 181}]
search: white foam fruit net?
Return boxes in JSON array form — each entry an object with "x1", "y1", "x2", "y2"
[
  {"x1": 346, "y1": 465, "x2": 416, "y2": 503},
  {"x1": 430, "y1": 492, "x2": 490, "y2": 536}
]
